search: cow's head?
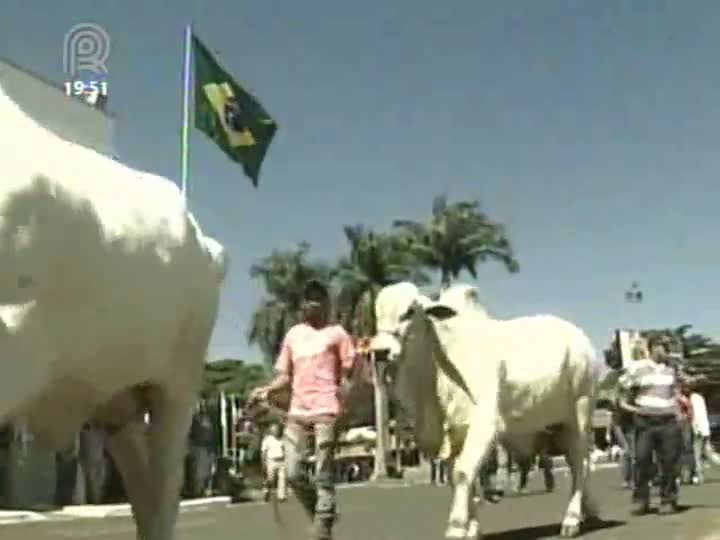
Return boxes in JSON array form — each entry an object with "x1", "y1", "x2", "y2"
[
  {"x1": 369, "y1": 282, "x2": 461, "y2": 457},
  {"x1": 369, "y1": 282, "x2": 457, "y2": 367}
]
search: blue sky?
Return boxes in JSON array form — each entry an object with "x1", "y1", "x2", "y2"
[{"x1": 3, "y1": 1, "x2": 720, "y2": 362}]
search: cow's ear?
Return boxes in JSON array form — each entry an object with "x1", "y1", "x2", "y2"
[{"x1": 425, "y1": 304, "x2": 457, "y2": 320}]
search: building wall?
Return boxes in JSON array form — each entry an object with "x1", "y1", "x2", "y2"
[{"x1": 0, "y1": 57, "x2": 114, "y2": 157}]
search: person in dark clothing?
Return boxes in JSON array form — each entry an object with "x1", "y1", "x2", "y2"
[
  {"x1": 618, "y1": 340, "x2": 683, "y2": 515},
  {"x1": 430, "y1": 457, "x2": 448, "y2": 485},
  {"x1": 55, "y1": 436, "x2": 82, "y2": 507},
  {"x1": 78, "y1": 423, "x2": 109, "y2": 504},
  {"x1": 186, "y1": 407, "x2": 217, "y2": 498}
]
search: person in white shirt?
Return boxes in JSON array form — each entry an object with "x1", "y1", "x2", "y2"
[
  {"x1": 261, "y1": 423, "x2": 287, "y2": 502},
  {"x1": 689, "y1": 386, "x2": 720, "y2": 484}
]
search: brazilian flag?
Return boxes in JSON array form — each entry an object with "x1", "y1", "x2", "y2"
[{"x1": 193, "y1": 35, "x2": 277, "y2": 187}]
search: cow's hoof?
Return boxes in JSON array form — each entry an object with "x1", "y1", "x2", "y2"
[
  {"x1": 466, "y1": 519, "x2": 483, "y2": 539},
  {"x1": 560, "y1": 516, "x2": 581, "y2": 537},
  {"x1": 444, "y1": 520, "x2": 468, "y2": 540}
]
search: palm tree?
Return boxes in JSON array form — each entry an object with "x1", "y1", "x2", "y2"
[
  {"x1": 335, "y1": 225, "x2": 429, "y2": 336},
  {"x1": 394, "y1": 195, "x2": 519, "y2": 289},
  {"x1": 335, "y1": 225, "x2": 429, "y2": 481},
  {"x1": 247, "y1": 242, "x2": 335, "y2": 366}
]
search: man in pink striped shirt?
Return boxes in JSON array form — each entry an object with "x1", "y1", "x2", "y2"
[{"x1": 250, "y1": 280, "x2": 356, "y2": 540}]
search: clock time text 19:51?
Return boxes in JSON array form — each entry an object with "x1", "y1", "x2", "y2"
[{"x1": 64, "y1": 80, "x2": 109, "y2": 97}]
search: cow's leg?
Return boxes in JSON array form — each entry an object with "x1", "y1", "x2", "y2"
[
  {"x1": 445, "y1": 416, "x2": 495, "y2": 540},
  {"x1": 466, "y1": 477, "x2": 481, "y2": 540},
  {"x1": 447, "y1": 457, "x2": 481, "y2": 540},
  {"x1": 146, "y1": 386, "x2": 196, "y2": 540},
  {"x1": 107, "y1": 421, "x2": 154, "y2": 539},
  {"x1": 559, "y1": 395, "x2": 597, "y2": 537}
]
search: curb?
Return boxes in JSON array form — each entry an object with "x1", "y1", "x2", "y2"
[
  {"x1": 0, "y1": 510, "x2": 50, "y2": 525},
  {"x1": 49, "y1": 495, "x2": 232, "y2": 519}
]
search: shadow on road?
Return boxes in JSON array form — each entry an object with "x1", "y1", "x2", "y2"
[{"x1": 483, "y1": 518, "x2": 625, "y2": 540}]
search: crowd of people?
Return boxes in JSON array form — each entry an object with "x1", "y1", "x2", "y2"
[{"x1": 610, "y1": 337, "x2": 720, "y2": 514}]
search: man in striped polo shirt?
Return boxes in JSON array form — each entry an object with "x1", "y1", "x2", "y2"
[{"x1": 618, "y1": 338, "x2": 683, "y2": 515}]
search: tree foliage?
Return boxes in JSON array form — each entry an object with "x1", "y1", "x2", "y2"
[
  {"x1": 393, "y1": 194, "x2": 519, "y2": 288},
  {"x1": 335, "y1": 224, "x2": 430, "y2": 337},
  {"x1": 201, "y1": 359, "x2": 270, "y2": 402}
]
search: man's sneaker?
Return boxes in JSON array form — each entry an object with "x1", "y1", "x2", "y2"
[
  {"x1": 691, "y1": 476, "x2": 700, "y2": 485},
  {"x1": 631, "y1": 501, "x2": 650, "y2": 516}
]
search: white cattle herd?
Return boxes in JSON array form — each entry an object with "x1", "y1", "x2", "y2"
[{"x1": 0, "y1": 78, "x2": 610, "y2": 540}]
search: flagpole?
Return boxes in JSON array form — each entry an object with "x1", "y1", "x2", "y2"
[{"x1": 180, "y1": 23, "x2": 193, "y2": 206}]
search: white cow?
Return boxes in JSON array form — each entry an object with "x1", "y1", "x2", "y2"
[
  {"x1": 371, "y1": 282, "x2": 599, "y2": 540},
  {"x1": 0, "y1": 83, "x2": 227, "y2": 539}
]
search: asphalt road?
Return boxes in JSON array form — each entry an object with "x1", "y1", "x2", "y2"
[{"x1": 4, "y1": 467, "x2": 720, "y2": 540}]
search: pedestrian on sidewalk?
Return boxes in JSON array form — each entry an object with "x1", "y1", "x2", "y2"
[
  {"x1": 249, "y1": 280, "x2": 356, "y2": 540},
  {"x1": 689, "y1": 383, "x2": 720, "y2": 484},
  {"x1": 618, "y1": 338, "x2": 683, "y2": 515},
  {"x1": 186, "y1": 406, "x2": 217, "y2": 498},
  {"x1": 261, "y1": 423, "x2": 287, "y2": 502},
  {"x1": 430, "y1": 456, "x2": 447, "y2": 485},
  {"x1": 677, "y1": 380, "x2": 694, "y2": 484}
]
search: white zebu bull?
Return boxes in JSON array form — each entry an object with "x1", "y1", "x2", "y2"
[
  {"x1": 371, "y1": 282, "x2": 600, "y2": 540},
  {"x1": 0, "y1": 83, "x2": 227, "y2": 539}
]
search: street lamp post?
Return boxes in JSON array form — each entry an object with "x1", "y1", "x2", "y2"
[
  {"x1": 370, "y1": 350, "x2": 391, "y2": 481},
  {"x1": 624, "y1": 281, "x2": 643, "y2": 305}
]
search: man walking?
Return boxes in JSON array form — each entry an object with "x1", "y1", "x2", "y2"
[
  {"x1": 261, "y1": 423, "x2": 287, "y2": 502},
  {"x1": 618, "y1": 338, "x2": 683, "y2": 515},
  {"x1": 250, "y1": 280, "x2": 356, "y2": 540}
]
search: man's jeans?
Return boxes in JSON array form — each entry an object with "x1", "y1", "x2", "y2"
[
  {"x1": 633, "y1": 415, "x2": 682, "y2": 504},
  {"x1": 680, "y1": 423, "x2": 695, "y2": 482},
  {"x1": 284, "y1": 420, "x2": 337, "y2": 537},
  {"x1": 618, "y1": 426, "x2": 636, "y2": 486}
]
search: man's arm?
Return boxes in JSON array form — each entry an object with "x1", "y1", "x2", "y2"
[
  {"x1": 336, "y1": 328, "x2": 357, "y2": 407},
  {"x1": 250, "y1": 336, "x2": 293, "y2": 402}
]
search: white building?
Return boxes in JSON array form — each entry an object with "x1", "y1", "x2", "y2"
[{"x1": 0, "y1": 56, "x2": 115, "y2": 510}]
